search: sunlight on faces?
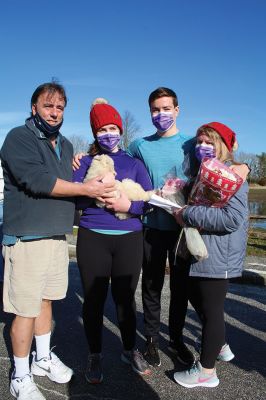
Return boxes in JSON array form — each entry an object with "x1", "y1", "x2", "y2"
[
  {"x1": 196, "y1": 133, "x2": 215, "y2": 147},
  {"x1": 197, "y1": 130, "x2": 231, "y2": 162},
  {"x1": 31, "y1": 92, "x2": 65, "y2": 126},
  {"x1": 96, "y1": 124, "x2": 120, "y2": 136},
  {"x1": 150, "y1": 96, "x2": 179, "y2": 118},
  {"x1": 96, "y1": 124, "x2": 121, "y2": 153}
]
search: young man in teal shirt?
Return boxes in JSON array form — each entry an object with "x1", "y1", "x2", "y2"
[{"x1": 128, "y1": 87, "x2": 195, "y2": 367}]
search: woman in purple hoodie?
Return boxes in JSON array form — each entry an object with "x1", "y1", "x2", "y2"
[{"x1": 73, "y1": 99, "x2": 152, "y2": 383}]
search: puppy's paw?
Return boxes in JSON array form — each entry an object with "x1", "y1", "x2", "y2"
[{"x1": 115, "y1": 212, "x2": 130, "y2": 220}]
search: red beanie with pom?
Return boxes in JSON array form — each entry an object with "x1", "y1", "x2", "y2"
[
  {"x1": 201, "y1": 122, "x2": 236, "y2": 151},
  {"x1": 90, "y1": 98, "x2": 123, "y2": 136}
]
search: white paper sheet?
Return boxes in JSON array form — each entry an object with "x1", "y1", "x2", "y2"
[{"x1": 148, "y1": 193, "x2": 182, "y2": 214}]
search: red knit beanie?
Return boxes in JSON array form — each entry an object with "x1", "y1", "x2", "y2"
[
  {"x1": 200, "y1": 122, "x2": 236, "y2": 152},
  {"x1": 90, "y1": 98, "x2": 123, "y2": 136}
]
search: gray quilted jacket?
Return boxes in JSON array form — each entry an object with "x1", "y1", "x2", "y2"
[{"x1": 183, "y1": 182, "x2": 249, "y2": 279}]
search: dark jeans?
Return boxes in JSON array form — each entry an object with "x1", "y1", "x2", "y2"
[
  {"x1": 189, "y1": 277, "x2": 229, "y2": 368},
  {"x1": 142, "y1": 227, "x2": 190, "y2": 344},
  {"x1": 77, "y1": 227, "x2": 143, "y2": 353}
]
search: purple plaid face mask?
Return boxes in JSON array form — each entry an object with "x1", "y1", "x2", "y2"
[
  {"x1": 195, "y1": 144, "x2": 216, "y2": 162},
  {"x1": 152, "y1": 112, "x2": 175, "y2": 133},
  {"x1": 97, "y1": 132, "x2": 120, "y2": 152}
]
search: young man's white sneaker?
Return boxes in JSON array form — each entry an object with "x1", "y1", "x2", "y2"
[
  {"x1": 10, "y1": 373, "x2": 46, "y2": 399},
  {"x1": 31, "y1": 351, "x2": 73, "y2": 383}
]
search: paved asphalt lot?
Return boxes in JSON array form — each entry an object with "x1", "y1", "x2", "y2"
[{"x1": 0, "y1": 261, "x2": 265, "y2": 400}]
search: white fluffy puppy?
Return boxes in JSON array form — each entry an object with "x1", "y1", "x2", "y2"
[{"x1": 84, "y1": 154, "x2": 153, "y2": 219}]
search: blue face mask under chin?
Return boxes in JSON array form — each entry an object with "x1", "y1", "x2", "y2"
[{"x1": 33, "y1": 112, "x2": 63, "y2": 138}]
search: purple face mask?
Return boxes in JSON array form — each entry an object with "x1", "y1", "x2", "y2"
[
  {"x1": 195, "y1": 144, "x2": 216, "y2": 162},
  {"x1": 97, "y1": 132, "x2": 120, "y2": 152},
  {"x1": 152, "y1": 112, "x2": 175, "y2": 133}
]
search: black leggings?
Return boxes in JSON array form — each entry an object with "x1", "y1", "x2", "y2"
[
  {"x1": 77, "y1": 227, "x2": 143, "y2": 353},
  {"x1": 189, "y1": 277, "x2": 229, "y2": 369}
]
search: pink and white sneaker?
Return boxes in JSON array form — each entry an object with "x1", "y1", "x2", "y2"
[{"x1": 174, "y1": 361, "x2": 219, "y2": 388}]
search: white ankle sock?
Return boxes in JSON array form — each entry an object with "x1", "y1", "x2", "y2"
[
  {"x1": 35, "y1": 331, "x2": 51, "y2": 360},
  {"x1": 13, "y1": 355, "x2": 30, "y2": 378}
]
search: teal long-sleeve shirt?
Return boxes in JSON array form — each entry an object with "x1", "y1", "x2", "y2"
[{"x1": 128, "y1": 132, "x2": 196, "y2": 231}]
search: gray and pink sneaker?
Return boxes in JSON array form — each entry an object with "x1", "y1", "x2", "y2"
[
  {"x1": 217, "y1": 344, "x2": 235, "y2": 362},
  {"x1": 174, "y1": 361, "x2": 219, "y2": 388}
]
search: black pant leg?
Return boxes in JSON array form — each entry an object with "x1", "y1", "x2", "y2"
[
  {"x1": 76, "y1": 228, "x2": 111, "y2": 353},
  {"x1": 190, "y1": 277, "x2": 228, "y2": 369},
  {"x1": 142, "y1": 228, "x2": 168, "y2": 341},
  {"x1": 111, "y1": 231, "x2": 143, "y2": 351},
  {"x1": 169, "y1": 251, "x2": 190, "y2": 342}
]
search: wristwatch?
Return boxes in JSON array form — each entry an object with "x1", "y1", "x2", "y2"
[{"x1": 244, "y1": 163, "x2": 251, "y2": 175}]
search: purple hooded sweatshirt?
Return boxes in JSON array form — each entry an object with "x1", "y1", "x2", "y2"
[{"x1": 73, "y1": 150, "x2": 152, "y2": 231}]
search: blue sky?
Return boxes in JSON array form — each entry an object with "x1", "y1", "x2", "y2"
[{"x1": 0, "y1": 0, "x2": 265, "y2": 154}]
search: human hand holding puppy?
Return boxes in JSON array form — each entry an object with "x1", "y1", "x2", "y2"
[
  {"x1": 105, "y1": 190, "x2": 131, "y2": 213},
  {"x1": 83, "y1": 175, "x2": 116, "y2": 199},
  {"x1": 95, "y1": 171, "x2": 118, "y2": 204},
  {"x1": 84, "y1": 154, "x2": 153, "y2": 219},
  {"x1": 96, "y1": 172, "x2": 131, "y2": 212}
]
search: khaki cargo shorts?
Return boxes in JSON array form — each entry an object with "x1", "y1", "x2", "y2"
[{"x1": 3, "y1": 236, "x2": 69, "y2": 317}]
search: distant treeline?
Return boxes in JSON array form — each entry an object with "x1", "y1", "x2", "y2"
[{"x1": 236, "y1": 152, "x2": 266, "y2": 185}]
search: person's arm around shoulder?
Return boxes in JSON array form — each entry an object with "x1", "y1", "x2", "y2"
[
  {"x1": 72, "y1": 152, "x2": 86, "y2": 171},
  {"x1": 230, "y1": 164, "x2": 250, "y2": 181}
]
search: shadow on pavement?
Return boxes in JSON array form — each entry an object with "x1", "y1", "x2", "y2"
[
  {"x1": 51, "y1": 262, "x2": 161, "y2": 399},
  {"x1": 1, "y1": 264, "x2": 265, "y2": 399}
]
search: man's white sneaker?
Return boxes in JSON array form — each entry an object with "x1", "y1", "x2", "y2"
[
  {"x1": 31, "y1": 351, "x2": 73, "y2": 383},
  {"x1": 10, "y1": 373, "x2": 45, "y2": 399}
]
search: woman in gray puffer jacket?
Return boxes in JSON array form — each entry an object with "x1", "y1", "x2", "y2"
[{"x1": 173, "y1": 122, "x2": 249, "y2": 389}]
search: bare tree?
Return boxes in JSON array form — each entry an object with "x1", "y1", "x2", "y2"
[
  {"x1": 257, "y1": 152, "x2": 266, "y2": 179},
  {"x1": 120, "y1": 110, "x2": 140, "y2": 150},
  {"x1": 67, "y1": 134, "x2": 90, "y2": 154},
  {"x1": 235, "y1": 151, "x2": 260, "y2": 180}
]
